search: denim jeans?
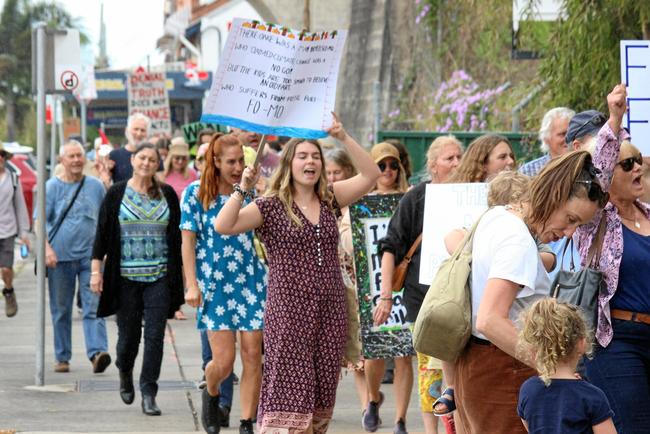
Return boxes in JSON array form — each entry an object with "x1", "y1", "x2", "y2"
[
  {"x1": 585, "y1": 318, "x2": 650, "y2": 433},
  {"x1": 201, "y1": 328, "x2": 234, "y2": 408},
  {"x1": 115, "y1": 276, "x2": 170, "y2": 396},
  {"x1": 47, "y1": 258, "x2": 108, "y2": 362}
]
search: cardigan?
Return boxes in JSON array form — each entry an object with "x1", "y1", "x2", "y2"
[
  {"x1": 574, "y1": 123, "x2": 650, "y2": 347},
  {"x1": 92, "y1": 181, "x2": 184, "y2": 318},
  {"x1": 377, "y1": 181, "x2": 429, "y2": 322}
]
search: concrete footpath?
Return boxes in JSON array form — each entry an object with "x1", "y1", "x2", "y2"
[{"x1": 0, "y1": 256, "x2": 428, "y2": 433}]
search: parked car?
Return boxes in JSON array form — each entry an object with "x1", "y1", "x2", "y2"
[{"x1": 4, "y1": 143, "x2": 37, "y2": 225}]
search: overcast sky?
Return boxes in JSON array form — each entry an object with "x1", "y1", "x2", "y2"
[{"x1": 2, "y1": 0, "x2": 165, "y2": 70}]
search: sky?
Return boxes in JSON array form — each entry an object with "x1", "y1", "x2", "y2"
[{"x1": 2, "y1": 0, "x2": 165, "y2": 70}]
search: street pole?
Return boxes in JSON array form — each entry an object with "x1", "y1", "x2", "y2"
[
  {"x1": 80, "y1": 100, "x2": 87, "y2": 146},
  {"x1": 50, "y1": 95, "x2": 56, "y2": 178},
  {"x1": 35, "y1": 23, "x2": 47, "y2": 387}
]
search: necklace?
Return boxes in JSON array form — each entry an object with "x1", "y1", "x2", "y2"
[{"x1": 619, "y1": 214, "x2": 641, "y2": 229}]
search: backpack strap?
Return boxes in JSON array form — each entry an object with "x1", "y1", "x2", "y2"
[{"x1": 449, "y1": 209, "x2": 490, "y2": 259}]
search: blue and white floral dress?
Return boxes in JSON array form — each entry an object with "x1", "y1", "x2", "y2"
[{"x1": 180, "y1": 181, "x2": 267, "y2": 331}]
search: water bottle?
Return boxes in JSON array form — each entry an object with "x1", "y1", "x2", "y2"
[{"x1": 20, "y1": 244, "x2": 29, "y2": 259}]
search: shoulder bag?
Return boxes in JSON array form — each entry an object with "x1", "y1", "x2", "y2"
[
  {"x1": 391, "y1": 234, "x2": 423, "y2": 292},
  {"x1": 550, "y1": 215, "x2": 607, "y2": 331},
  {"x1": 34, "y1": 176, "x2": 86, "y2": 276},
  {"x1": 412, "y1": 213, "x2": 486, "y2": 362}
]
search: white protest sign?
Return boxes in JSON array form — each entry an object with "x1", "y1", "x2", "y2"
[
  {"x1": 362, "y1": 217, "x2": 410, "y2": 332},
  {"x1": 54, "y1": 29, "x2": 81, "y2": 92},
  {"x1": 73, "y1": 65, "x2": 98, "y2": 103},
  {"x1": 620, "y1": 41, "x2": 650, "y2": 154},
  {"x1": 127, "y1": 69, "x2": 171, "y2": 135},
  {"x1": 201, "y1": 18, "x2": 347, "y2": 138},
  {"x1": 418, "y1": 183, "x2": 488, "y2": 285}
]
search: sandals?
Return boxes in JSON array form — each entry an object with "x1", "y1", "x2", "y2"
[{"x1": 433, "y1": 387, "x2": 456, "y2": 416}]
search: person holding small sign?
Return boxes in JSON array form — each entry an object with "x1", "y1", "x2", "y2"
[{"x1": 215, "y1": 114, "x2": 380, "y2": 434}]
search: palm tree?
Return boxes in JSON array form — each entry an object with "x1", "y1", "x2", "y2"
[{"x1": 0, "y1": 0, "x2": 87, "y2": 141}]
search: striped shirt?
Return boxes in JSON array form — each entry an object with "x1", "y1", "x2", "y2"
[{"x1": 119, "y1": 185, "x2": 169, "y2": 282}]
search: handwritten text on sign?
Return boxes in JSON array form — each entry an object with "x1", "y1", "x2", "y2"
[
  {"x1": 419, "y1": 183, "x2": 488, "y2": 285},
  {"x1": 201, "y1": 18, "x2": 347, "y2": 138},
  {"x1": 363, "y1": 217, "x2": 409, "y2": 331},
  {"x1": 620, "y1": 40, "x2": 650, "y2": 154},
  {"x1": 127, "y1": 71, "x2": 171, "y2": 135}
]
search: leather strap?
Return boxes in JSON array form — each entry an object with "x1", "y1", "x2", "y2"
[
  {"x1": 611, "y1": 309, "x2": 650, "y2": 325},
  {"x1": 402, "y1": 234, "x2": 423, "y2": 263}
]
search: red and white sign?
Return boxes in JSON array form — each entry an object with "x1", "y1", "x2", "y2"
[
  {"x1": 127, "y1": 69, "x2": 171, "y2": 135},
  {"x1": 60, "y1": 70, "x2": 79, "y2": 91}
]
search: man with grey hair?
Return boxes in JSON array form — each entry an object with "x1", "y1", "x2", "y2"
[
  {"x1": 105, "y1": 113, "x2": 151, "y2": 184},
  {"x1": 36, "y1": 141, "x2": 110, "y2": 373},
  {"x1": 519, "y1": 107, "x2": 575, "y2": 177}
]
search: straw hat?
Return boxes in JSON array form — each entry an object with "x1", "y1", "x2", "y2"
[{"x1": 169, "y1": 137, "x2": 190, "y2": 157}]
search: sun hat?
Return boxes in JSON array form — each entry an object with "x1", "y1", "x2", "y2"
[
  {"x1": 169, "y1": 137, "x2": 190, "y2": 157},
  {"x1": 0, "y1": 143, "x2": 13, "y2": 159}
]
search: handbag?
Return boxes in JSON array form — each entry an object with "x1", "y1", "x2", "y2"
[
  {"x1": 391, "y1": 234, "x2": 423, "y2": 292},
  {"x1": 412, "y1": 213, "x2": 486, "y2": 362},
  {"x1": 34, "y1": 176, "x2": 86, "y2": 276},
  {"x1": 550, "y1": 215, "x2": 607, "y2": 331}
]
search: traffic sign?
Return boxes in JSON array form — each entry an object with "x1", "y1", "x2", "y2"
[{"x1": 60, "y1": 70, "x2": 79, "y2": 91}]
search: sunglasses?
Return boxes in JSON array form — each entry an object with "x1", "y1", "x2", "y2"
[
  {"x1": 617, "y1": 155, "x2": 643, "y2": 172},
  {"x1": 378, "y1": 161, "x2": 399, "y2": 172},
  {"x1": 572, "y1": 113, "x2": 607, "y2": 141},
  {"x1": 172, "y1": 155, "x2": 188, "y2": 161},
  {"x1": 575, "y1": 179, "x2": 609, "y2": 207}
]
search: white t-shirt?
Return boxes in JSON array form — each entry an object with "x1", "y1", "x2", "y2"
[{"x1": 470, "y1": 206, "x2": 550, "y2": 339}]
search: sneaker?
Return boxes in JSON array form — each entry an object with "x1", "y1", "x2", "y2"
[
  {"x1": 198, "y1": 374, "x2": 207, "y2": 390},
  {"x1": 3, "y1": 288, "x2": 17, "y2": 317},
  {"x1": 91, "y1": 352, "x2": 111, "y2": 373},
  {"x1": 239, "y1": 418, "x2": 254, "y2": 434},
  {"x1": 362, "y1": 401, "x2": 380, "y2": 432},
  {"x1": 54, "y1": 361, "x2": 70, "y2": 373},
  {"x1": 393, "y1": 418, "x2": 408, "y2": 434}
]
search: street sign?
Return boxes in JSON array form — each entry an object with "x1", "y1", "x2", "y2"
[{"x1": 60, "y1": 70, "x2": 79, "y2": 91}]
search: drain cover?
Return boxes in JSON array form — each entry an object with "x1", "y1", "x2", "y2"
[{"x1": 76, "y1": 379, "x2": 196, "y2": 392}]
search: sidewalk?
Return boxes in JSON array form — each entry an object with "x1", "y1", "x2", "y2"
[{"x1": 0, "y1": 256, "x2": 427, "y2": 433}]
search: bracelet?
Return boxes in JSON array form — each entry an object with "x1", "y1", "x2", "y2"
[
  {"x1": 230, "y1": 191, "x2": 244, "y2": 204},
  {"x1": 380, "y1": 297, "x2": 393, "y2": 301},
  {"x1": 233, "y1": 183, "x2": 252, "y2": 200},
  {"x1": 91, "y1": 272, "x2": 100, "y2": 276}
]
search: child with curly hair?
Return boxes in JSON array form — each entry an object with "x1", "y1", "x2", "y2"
[{"x1": 517, "y1": 298, "x2": 616, "y2": 433}]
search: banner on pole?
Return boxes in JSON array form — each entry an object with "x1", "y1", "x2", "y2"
[
  {"x1": 201, "y1": 18, "x2": 347, "y2": 139},
  {"x1": 73, "y1": 65, "x2": 97, "y2": 103},
  {"x1": 350, "y1": 194, "x2": 415, "y2": 360},
  {"x1": 127, "y1": 68, "x2": 171, "y2": 135},
  {"x1": 620, "y1": 40, "x2": 650, "y2": 154},
  {"x1": 419, "y1": 183, "x2": 488, "y2": 285}
]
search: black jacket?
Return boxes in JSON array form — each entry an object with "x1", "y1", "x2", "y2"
[
  {"x1": 92, "y1": 181, "x2": 184, "y2": 318},
  {"x1": 377, "y1": 181, "x2": 429, "y2": 322}
]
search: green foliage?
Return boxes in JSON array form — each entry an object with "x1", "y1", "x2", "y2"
[{"x1": 538, "y1": 0, "x2": 650, "y2": 112}]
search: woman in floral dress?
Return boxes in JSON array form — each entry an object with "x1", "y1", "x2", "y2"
[
  {"x1": 181, "y1": 134, "x2": 267, "y2": 434},
  {"x1": 215, "y1": 115, "x2": 380, "y2": 434}
]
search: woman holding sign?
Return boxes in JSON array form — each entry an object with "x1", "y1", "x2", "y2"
[{"x1": 215, "y1": 114, "x2": 380, "y2": 434}]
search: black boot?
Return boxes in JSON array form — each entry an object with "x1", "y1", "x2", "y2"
[
  {"x1": 201, "y1": 388, "x2": 221, "y2": 434},
  {"x1": 119, "y1": 370, "x2": 134, "y2": 405},
  {"x1": 239, "y1": 418, "x2": 254, "y2": 434},
  {"x1": 141, "y1": 393, "x2": 161, "y2": 416}
]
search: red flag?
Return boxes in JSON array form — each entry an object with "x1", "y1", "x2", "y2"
[{"x1": 98, "y1": 128, "x2": 109, "y2": 145}]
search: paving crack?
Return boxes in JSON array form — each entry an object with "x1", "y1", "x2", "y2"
[{"x1": 167, "y1": 321, "x2": 200, "y2": 431}]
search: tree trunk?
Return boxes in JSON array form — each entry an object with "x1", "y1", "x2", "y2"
[{"x1": 5, "y1": 93, "x2": 16, "y2": 142}]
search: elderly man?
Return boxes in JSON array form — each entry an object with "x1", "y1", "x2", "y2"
[
  {"x1": 0, "y1": 144, "x2": 30, "y2": 317},
  {"x1": 520, "y1": 107, "x2": 575, "y2": 176},
  {"x1": 103, "y1": 113, "x2": 151, "y2": 185},
  {"x1": 40, "y1": 141, "x2": 110, "y2": 373}
]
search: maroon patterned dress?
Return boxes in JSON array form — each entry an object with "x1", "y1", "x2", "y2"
[{"x1": 255, "y1": 196, "x2": 347, "y2": 434}]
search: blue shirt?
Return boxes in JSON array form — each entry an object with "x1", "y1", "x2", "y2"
[
  {"x1": 43, "y1": 176, "x2": 105, "y2": 261},
  {"x1": 519, "y1": 154, "x2": 551, "y2": 177},
  {"x1": 109, "y1": 147, "x2": 133, "y2": 183},
  {"x1": 610, "y1": 225, "x2": 650, "y2": 313},
  {"x1": 518, "y1": 376, "x2": 613, "y2": 433}
]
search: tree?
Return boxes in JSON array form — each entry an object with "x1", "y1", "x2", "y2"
[
  {"x1": 0, "y1": 0, "x2": 85, "y2": 141},
  {"x1": 536, "y1": 0, "x2": 650, "y2": 112}
]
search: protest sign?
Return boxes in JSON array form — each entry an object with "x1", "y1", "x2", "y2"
[
  {"x1": 620, "y1": 41, "x2": 650, "y2": 154},
  {"x1": 127, "y1": 69, "x2": 171, "y2": 135},
  {"x1": 350, "y1": 194, "x2": 414, "y2": 360},
  {"x1": 418, "y1": 183, "x2": 488, "y2": 285},
  {"x1": 201, "y1": 18, "x2": 347, "y2": 139},
  {"x1": 181, "y1": 121, "x2": 228, "y2": 145}
]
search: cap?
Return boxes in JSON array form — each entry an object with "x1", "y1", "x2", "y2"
[
  {"x1": 565, "y1": 110, "x2": 607, "y2": 144},
  {"x1": 370, "y1": 142, "x2": 400, "y2": 163}
]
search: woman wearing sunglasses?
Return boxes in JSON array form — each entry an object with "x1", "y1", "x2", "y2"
[
  {"x1": 162, "y1": 138, "x2": 198, "y2": 199},
  {"x1": 370, "y1": 142, "x2": 409, "y2": 194},
  {"x1": 576, "y1": 84, "x2": 650, "y2": 434}
]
